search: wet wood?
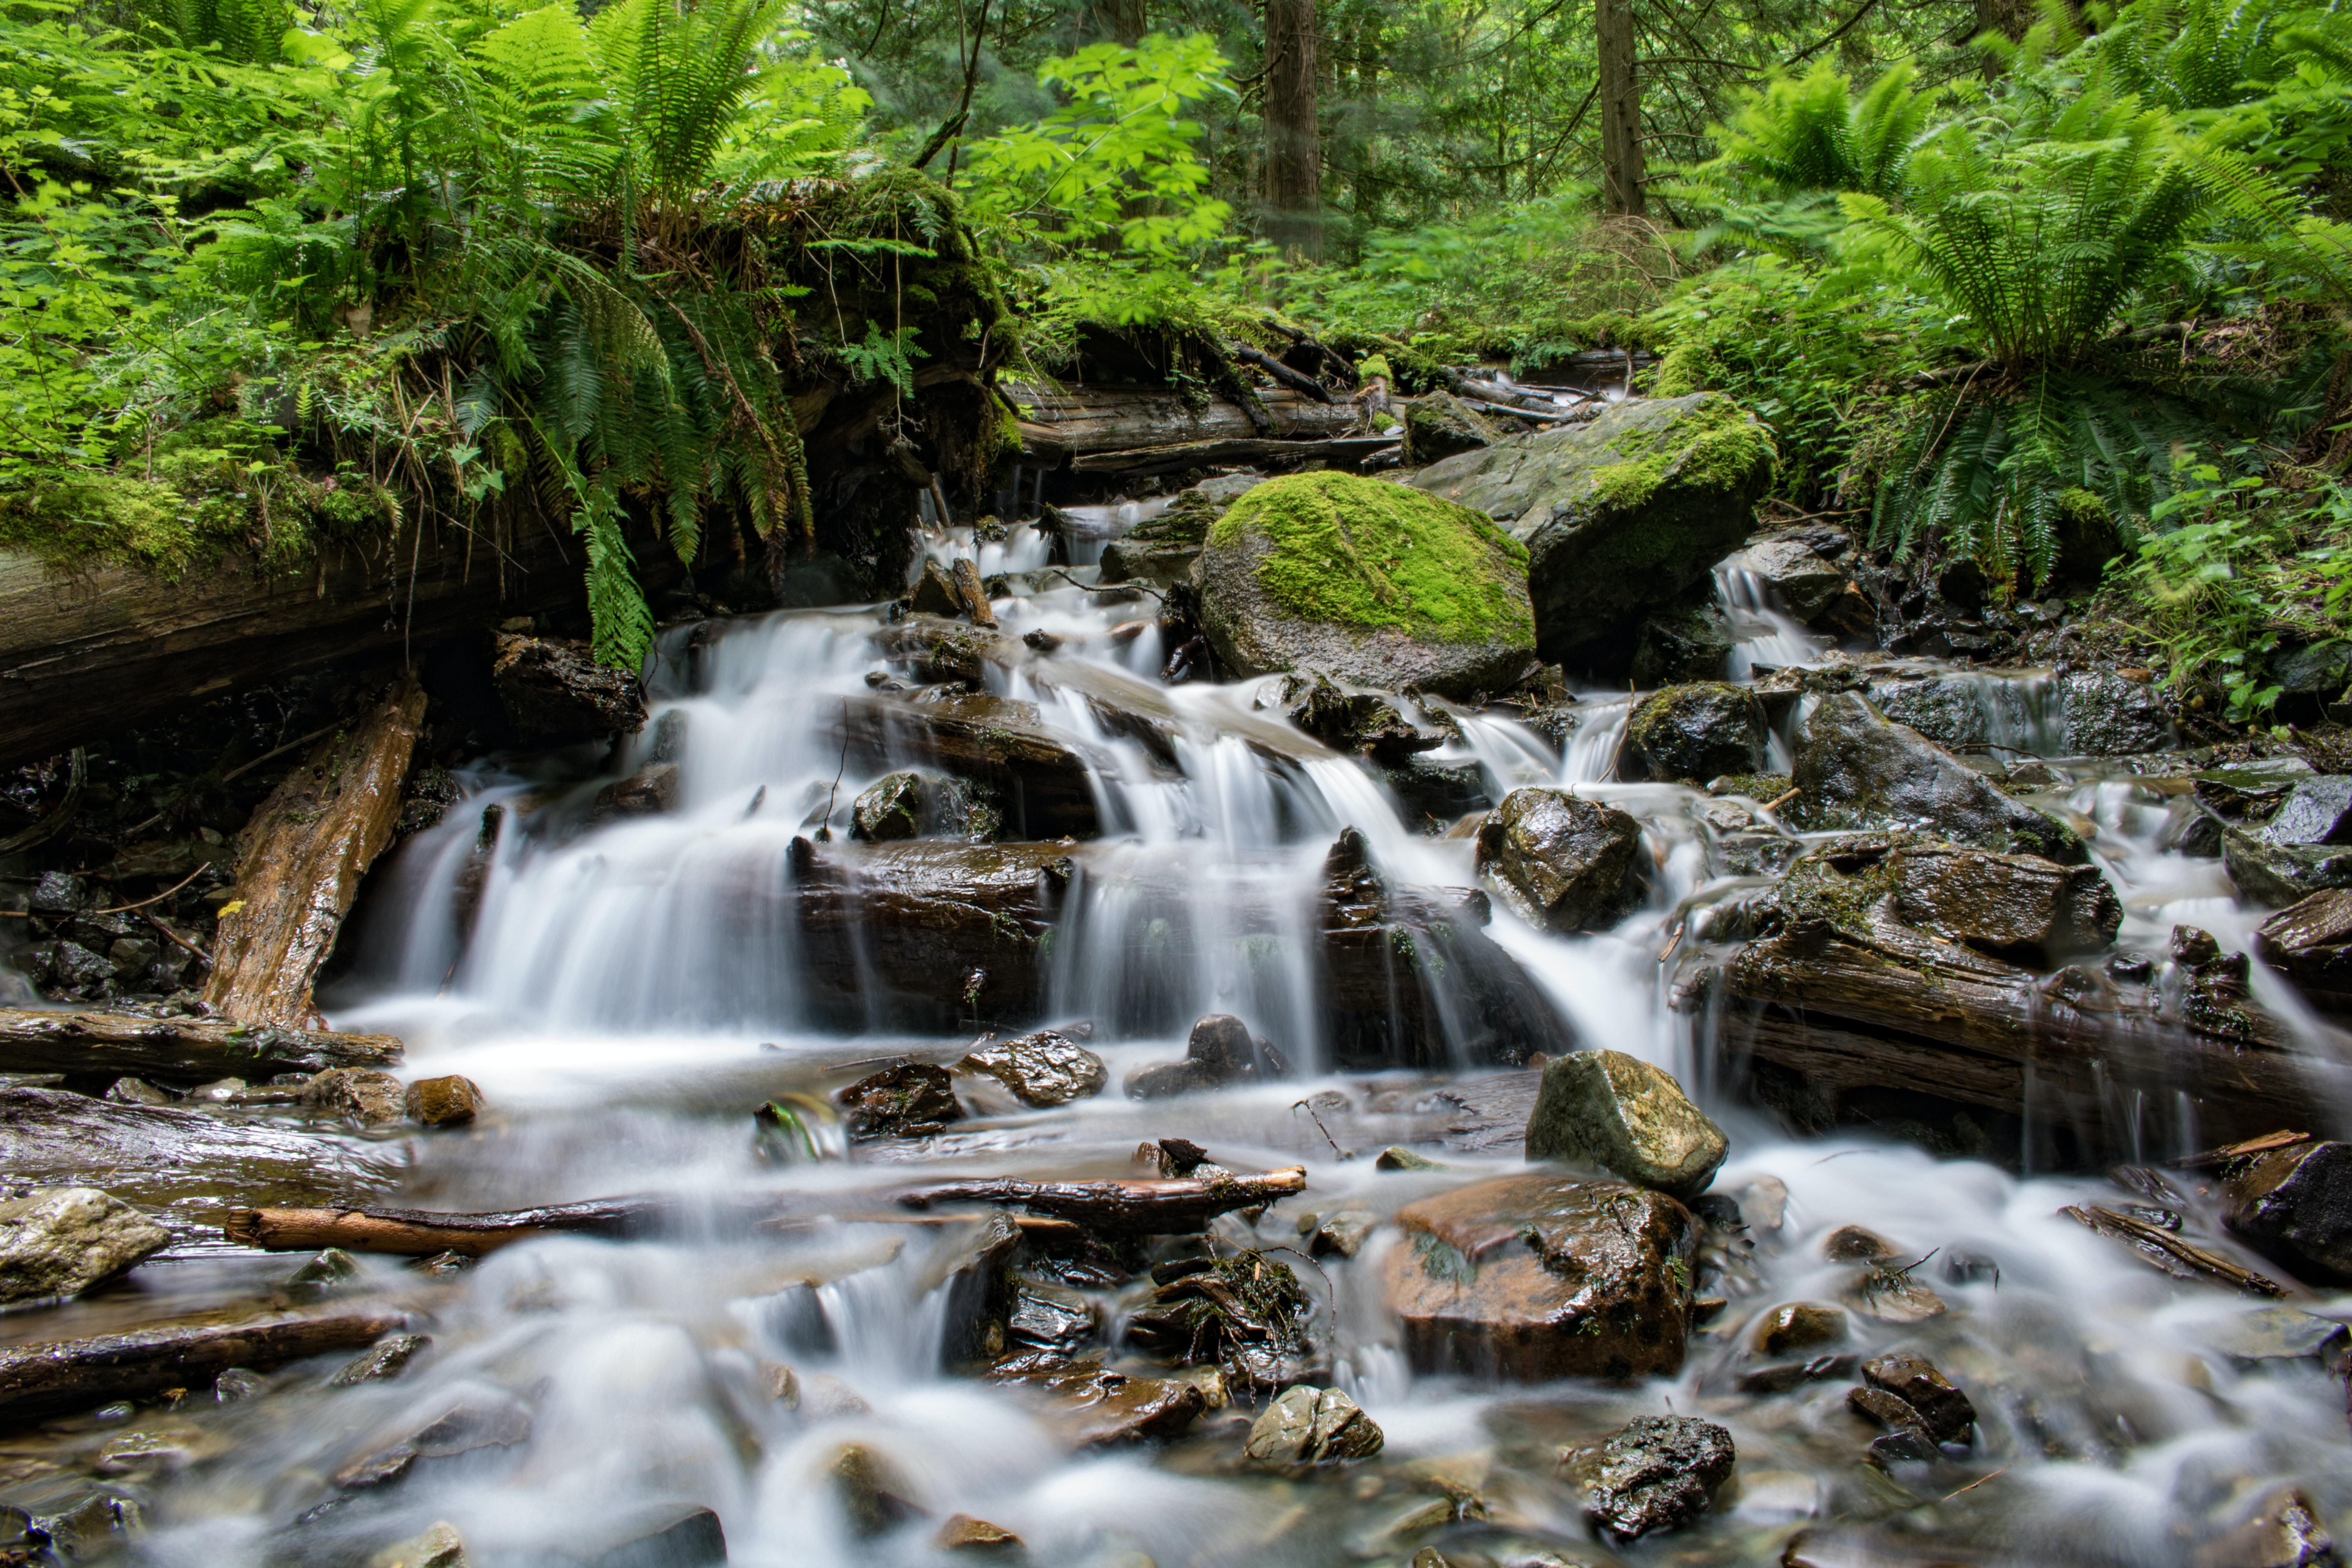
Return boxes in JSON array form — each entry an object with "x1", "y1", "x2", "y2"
[
  {"x1": 1230, "y1": 345, "x2": 1333, "y2": 403},
  {"x1": 1069, "y1": 434, "x2": 1398, "y2": 477},
  {"x1": 899, "y1": 1167, "x2": 1307, "y2": 1232},
  {"x1": 949, "y1": 559, "x2": 998, "y2": 626},
  {"x1": 2062, "y1": 1204, "x2": 2292, "y2": 1296},
  {"x1": 2178, "y1": 1129, "x2": 2312, "y2": 1169},
  {"x1": 225, "y1": 1198, "x2": 662, "y2": 1255},
  {"x1": 203, "y1": 675, "x2": 429, "y2": 1027},
  {"x1": 0, "y1": 1310, "x2": 405, "y2": 1423},
  {"x1": 0, "y1": 1006, "x2": 401, "y2": 1082},
  {"x1": 1007, "y1": 383, "x2": 1361, "y2": 466}
]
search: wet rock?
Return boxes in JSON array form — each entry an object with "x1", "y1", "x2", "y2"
[
  {"x1": 1887, "y1": 840, "x2": 2123, "y2": 964},
  {"x1": 491, "y1": 633, "x2": 646, "y2": 745},
  {"x1": 1376, "y1": 1146, "x2": 1454, "y2": 1172},
  {"x1": 912, "y1": 558, "x2": 964, "y2": 617},
  {"x1": 215, "y1": 1367, "x2": 267, "y2": 1401},
  {"x1": 1194, "y1": 471, "x2": 1539, "y2": 701},
  {"x1": 1007, "y1": 1279, "x2": 1094, "y2": 1359},
  {"x1": 1733, "y1": 538, "x2": 1847, "y2": 621},
  {"x1": 851, "y1": 772, "x2": 928, "y2": 842},
  {"x1": 2062, "y1": 669, "x2": 2172, "y2": 755},
  {"x1": 577, "y1": 1504, "x2": 728, "y2": 1568},
  {"x1": 330, "y1": 1333, "x2": 431, "y2": 1387},
  {"x1": 1309, "y1": 1209, "x2": 1376, "y2": 1259},
  {"x1": 936, "y1": 1515, "x2": 1023, "y2": 1553},
  {"x1": 933, "y1": 1211, "x2": 1020, "y2": 1368},
  {"x1": 49, "y1": 940, "x2": 117, "y2": 993},
  {"x1": 1373, "y1": 756, "x2": 1491, "y2": 828},
  {"x1": 405, "y1": 1075, "x2": 482, "y2": 1128},
  {"x1": 1124, "y1": 1014, "x2": 1290, "y2": 1098},
  {"x1": 336, "y1": 1400, "x2": 534, "y2": 1488},
  {"x1": 2203, "y1": 1305, "x2": 2351, "y2": 1368},
  {"x1": 1386, "y1": 1174, "x2": 1697, "y2": 1381},
  {"x1": 1403, "y1": 390, "x2": 1502, "y2": 465},
  {"x1": 305, "y1": 1067, "x2": 407, "y2": 1126},
  {"x1": 2224, "y1": 1141, "x2": 2352, "y2": 1284},
  {"x1": 1017, "y1": 1367, "x2": 1207, "y2": 1447},
  {"x1": 2194, "y1": 1486, "x2": 2343, "y2": 1568},
  {"x1": 1410, "y1": 392, "x2": 1775, "y2": 668},
  {"x1": 1282, "y1": 671, "x2": 1434, "y2": 757},
  {"x1": 2227, "y1": 778, "x2": 2352, "y2": 903},
  {"x1": 2198, "y1": 757, "x2": 2314, "y2": 821},
  {"x1": 1846, "y1": 1386, "x2": 1931, "y2": 1438},
  {"x1": 586, "y1": 761, "x2": 679, "y2": 824},
  {"x1": 1750, "y1": 1302, "x2": 1844, "y2": 1357},
  {"x1": 833, "y1": 693, "x2": 1096, "y2": 840},
  {"x1": 830, "y1": 1444, "x2": 926, "y2": 1537},
  {"x1": 1626, "y1": 683, "x2": 1767, "y2": 783},
  {"x1": 1790, "y1": 693, "x2": 2084, "y2": 863},
  {"x1": 957, "y1": 1029, "x2": 1107, "y2": 1107},
  {"x1": 104, "y1": 1077, "x2": 174, "y2": 1107},
  {"x1": 2268, "y1": 777, "x2": 2352, "y2": 846},
  {"x1": 1860, "y1": 1352, "x2": 1975, "y2": 1443},
  {"x1": 1523, "y1": 1049, "x2": 1726, "y2": 1200},
  {"x1": 1737, "y1": 1352, "x2": 1855, "y2": 1395},
  {"x1": 1100, "y1": 472, "x2": 1266, "y2": 587},
  {"x1": 0, "y1": 1186, "x2": 168, "y2": 1304},
  {"x1": 837, "y1": 1062, "x2": 964, "y2": 1141},
  {"x1": 28, "y1": 871, "x2": 93, "y2": 918},
  {"x1": 1243, "y1": 1385, "x2": 1384, "y2": 1465},
  {"x1": 2257, "y1": 890, "x2": 2352, "y2": 1014},
  {"x1": 1868, "y1": 1429, "x2": 1943, "y2": 1465},
  {"x1": 1846, "y1": 1272, "x2": 1947, "y2": 1325},
  {"x1": 289, "y1": 1247, "x2": 362, "y2": 1289},
  {"x1": 1568, "y1": 1414, "x2": 1736, "y2": 1541},
  {"x1": 1630, "y1": 602, "x2": 1733, "y2": 687},
  {"x1": 1474, "y1": 788, "x2": 1642, "y2": 933},
  {"x1": 0, "y1": 1474, "x2": 142, "y2": 1561},
  {"x1": 372, "y1": 1521, "x2": 469, "y2": 1568},
  {"x1": 1822, "y1": 1226, "x2": 1898, "y2": 1262}
]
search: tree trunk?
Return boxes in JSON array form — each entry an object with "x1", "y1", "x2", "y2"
[
  {"x1": 1264, "y1": 0, "x2": 1323, "y2": 259},
  {"x1": 1596, "y1": 0, "x2": 1644, "y2": 216},
  {"x1": 1086, "y1": 0, "x2": 1146, "y2": 42}
]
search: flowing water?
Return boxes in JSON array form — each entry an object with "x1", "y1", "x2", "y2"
[{"x1": 21, "y1": 529, "x2": 2352, "y2": 1568}]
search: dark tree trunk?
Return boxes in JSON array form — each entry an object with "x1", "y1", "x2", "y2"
[
  {"x1": 1264, "y1": 0, "x2": 1323, "y2": 258},
  {"x1": 1974, "y1": 0, "x2": 2035, "y2": 40},
  {"x1": 1086, "y1": 0, "x2": 1145, "y2": 42},
  {"x1": 1596, "y1": 0, "x2": 1644, "y2": 216}
]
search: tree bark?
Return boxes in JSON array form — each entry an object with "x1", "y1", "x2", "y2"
[
  {"x1": 1069, "y1": 434, "x2": 1398, "y2": 476},
  {"x1": 1009, "y1": 384, "x2": 1361, "y2": 465},
  {"x1": 0, "y1": 1007, "x2": 401, "y2": 1082},
  {"x1": 900, "y1": 1167, "x2": 1307, "y2": 1231},
  {"x1": 0, "y1": 1311, "x2": 404, "y2": 1423},
  {"x1": 225, "y1": 1199, "x2": 662, "y2": 1255},
  {"x1": 1086, "y1": 0, "x2": 1146, "y2": 42},
  {"x1": 1264, "y1": 0, "x2": 1323, "y2": 258},
  {"x1": 1596, "y1": 0, "x2": 1644, "y2": 216}
]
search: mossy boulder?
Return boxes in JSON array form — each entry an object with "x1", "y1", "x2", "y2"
[
  {"x1": 1626, "y1": 684, "x2": 1768, "y2": 783},
  {"x1": 1402, "y1": 392, "x2": 1501, "y2": 465},
  {"x1": 1194, "y1": 471, "x2": 1537, "y2": 699},
  {"x1": 1408, "y1": 393, "x2": 1774, "y2": 670}
]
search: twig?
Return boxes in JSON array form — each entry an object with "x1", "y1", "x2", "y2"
[
  {"x1": 142, "y1": 909, "x2": 212, "y2": 967},
  {"x1": 1657, "y1": 923, "x2": 1686, "y2": 964},
  {"x1": 91, "y1": 865, "x2": 213, "y2": 916},
  {"x1": 1762, "y1": 785, "x2": 1802, "y2": 812},
  {"x1": 1938, "y1": 1465, "x2": 2011, "y2": 1502},
  {"x1": 818, "y1": 699, "x2": 852, "y2": 840},
  {"x1": 1290, "y1": 1098, "x2": 1346, "y2": 1159}
]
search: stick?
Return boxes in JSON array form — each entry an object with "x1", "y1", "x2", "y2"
[
  {"x1": 1657, "y1": 923, "x2": 1685, "y2": 964},
  {"x1": 0, "y1": 1310, "x2": 404, "y2": 1424},
  {"x1": 1762, "y1": 786, "x2": 1802, "y2": 812},
  {"x1": 1231, "y1": 345, "x2": 1334, "y2": 404},
  {"x1": 2176, "y1": 1129, "x2": 2308, "y2": 1169},
  {"x1": 2061, "y1": 1205, "x2": 2291, "y2": 1297},
  {"x1": 900, "y1": 1167, "x2": 1307, "y2": 1232},
  {"x1": 224, "y1": 1198, "x2": 666, "y2": 1256},
  {"x1": 0, "y1": 748, "x2": 83, "y2": 856}
]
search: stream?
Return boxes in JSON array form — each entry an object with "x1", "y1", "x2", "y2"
[{"x1": 11, "y1": 517, "x2": 2352, "y2": 1568}]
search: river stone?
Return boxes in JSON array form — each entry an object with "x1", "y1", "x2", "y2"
[
  {"x1": 851, "y1": 772, "x2": 927, "y2": 842},
  {"x1": 2062, "y1": 670, "x2": 2172, "y2": 755},
  {"x1": 405, "y1": 1075, "x2": 482, "y2": 1128},
  {"x1": 371, "y1": 1521, "x2": 468, "y2": 1568},
  {"x1": 2256, "y1": 890, "x2": 2352, "y2": 1013},
  {"x1": 2224, "y1": 829, "x2": 2352, "y2": 906},
  {"x1": 1243, "y1": 1385, "x2": 1385, "y2": 1465},
  {"x1": 332, "y1": 1333, "x2": 431, "y2": 1386},
  {"x1": 305, "y1": 1067, "x2": 407, "y2": 1126},
  {"x1": 490, "y1": 633, "x2": 645, "y2": 745},
  {"x1": 1733, "y1": 538, "x2": 1847, "y2": 620},
  {"x1": 1194, "y1": 470, "x2": 1537, "y2": 699},
  {"x1": 1751, "y1": 1302, "x2": 1845, "y2": 1356},
  {"x1": 1403, "y1": 391, "x2": 1503, "y2": 464},
  {"x1": 1015, "y1": 1367, "x2": 1207, "y2": 1447},
  {"x1": 1524, "y1": 1049, "x2": 1726, "y2": 1200},
  {"x1": 2225, "y1": 1141, "x2": 2352, "y2": 1284},
  {"x1": 936, "y1": 1515, "x2": 1023, "y2": 1552},
  {"x1": 1886, "y1": 840, "x2": 2123, "y2": 964},
  {"x1": 1474, "y1": 788, "x2": 1642, "y2": 932},
  {"x1": 2266, "y1": 778, "x2": 2352, "y2": 846},
  {"x1": 1626, "y1": 683, "x2": 1768, "y2": 783},
  {"x1": 1409, "y1": 393, "x2": 1775, "y2": 667},
  {"x1": 1860, "y1": 1351, "x2": 1975, "y2": 1443},
  {"x1": 912, "y1": 559, "x2": 963, "y2": 616},
  {"x1": 957, "y1": 1029, "x2": 1107, "y2": 1107},
  {"x1": 2203, "y1": 1305, "x2": 2352, "y2": 1367},
  {"x1": 1386, "y1": 1174, "x2": 1697, "y2": 1381},
  {"x1": 837, "y1": 1062, "x2": 964, "y2": 1140},
  {"x1": 0, "y1": 1187, "x2": 168, "y2": 1304},
  {"x1": 1630, "y1": 602, "x2": 1735, "y2": 687},
  {"x1": 1124, "y1": 1013, "x2": 1291, "y2": 1098},
  {"x1": 2193, "y1": 1486, "x2": 2341, "y2": 1568},
  {"x1": 829, "y1": 1445, "x2": 925, "y2": 1537},
  {"x1": 1790, "y1": 692, "x2": 2085, "y2": 863},
  {"x1": 1282, "y1": 671, "x2": 1434, "y2": 757},
  {"x1": 1569, "y1": 1414, "x2": 1736, "y2": 1541},
  {"x1": 1007, "y1": 1279, "x2": 1094, "y2": 1359},
  {"x1": 1100, "y1": 472, "x2": 1266, "y2": 586},
  {"x1": 586, "y1": 761, "x2": 679, "y2": 823}
]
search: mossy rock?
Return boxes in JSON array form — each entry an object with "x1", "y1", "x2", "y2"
[
  {"x1": 1626, "y1": 684, "x2": 1768, "y2": 784},
  {"x1": 1100, "y1": 472, "x2": 1265, "y2": 586},
  {"x1": 1402, "y1": 392, "x2": 1499, "y2": 465},
  {"x1": 1194, "y1": 471, "x2": 1537, "y2": 700},
  {"x1": 1408, "y1": 393, "x2": 1774, "y2": 670}
]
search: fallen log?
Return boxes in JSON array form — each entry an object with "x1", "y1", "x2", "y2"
[
  {"x1": 1230, "y1": 345, "x2": 1334, "y2": 403},
  {"x1": 0, "y1": 1007, "x2": 400, "y2": 1082},
  {"x1": 1069, "y1": 435, "x2": 1397, "y2": 477},
  {"x1": 0, "y1": 1310, "x2": 404, "y2": 1423},
  {"x1": 1007, "y1": 383, "x2": 1361, "y2": 465},
  {"x1": 2062, "y1": 1204, "x2": 2292, "y2": 1297},
  {"x1": 899, "y1": 1167, "x2": 1306, "y2": 1232},
  {"x1": 204, "y1": 675, "x2": 428, "y2": 1028},
  {"x1": 225, "y1": 1198, "x2": 662, "y2": 1255}
]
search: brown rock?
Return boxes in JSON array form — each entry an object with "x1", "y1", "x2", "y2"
[
  {"x1": 1845, "y1": 1386, "x2": 1929, "y2": 1436},
  {"x1": 958, "y1": 1030, "x2": 1108, "y2": 1107},
  {"x1": 1474, "y1": 788, "x2": 1642, "y2": 933},
  {"x1": 1860, "y1": 1352, "x2": 1975, "y2": 1443},
  {"x1": 2194, "y1": 1486, "x2": 2342, "y2": 1568},
  {"x1": 1888, "y1": 840, "x2": 2123, "y2": 964},
  {"x1": 304, "y1": 1068, "x2": 406, "y2": 1126},
  {"x1": 829, "y1": 1444, "x2": 925, "y2": 1537},
  {"x1": 1750, "y1": 1302, "x2": 1845, "y2": 1357},
  {"x1": 1822, "y1": 1225, "x2": 1899, "y2": 1262},
  {"x1": 490, "y1": 633, "x2": 646, "y2": 744},
  {"x1": 937, "y1": 1515, "x2": 1023, "y2": 1552},
  {"x1": 1018, "y1": 1368, "x2": 1206, "y2": 1448},
  {"x1": 836, "y1": 1062, "x2": 964, "y2": 1140},
  {"x1": 587, "y1": 762, "x2": 679, "y2": 823},
  {"x1": 1385, "y1": 1174, "x2": 1696, "y2": 1381},
  {"x1": 2257, "y1": 890, "x2": 2352, "y2": 1017},
  {"x1": 2225, "y1": 1141, "x2": 2352, "y2": 1285},
  {"x1": 404, "y1": 1076, "x2": 482, "y2": 1128}
]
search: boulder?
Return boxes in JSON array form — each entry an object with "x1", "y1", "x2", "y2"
[
  {"x1": 957, "y1": 1029, "x2": 1107, "y2": 1107},
  {"x1": 1523, "y1": 1049, "x2": 1727, "y2": 1200},
  {"x1": 1886, "y1": 840, "x2": 2122, "y2": 964},
  {"x1": 0, "y1": 1187, "x2": 168, "y2": 1304},
  {"x1": 911, "y1": 558, "x2": 964, "y2": 616},
  {"x1": 2265, "y1": 777, "x2": 2352, "y2": 845},
  {"x1": 1474, "y1": 788, "x2": 1642, "y2": 932},
  {"x1": 1124, "y1": 1013, "x2": 1291, "y2": 1098},
  {"x1": 1630, "y1": 602, "x2": 1734, "y2": 687},
  {"x1": 2225, "y1": 1141, "x2": 2352, "y2": 1285},
  {"x1": 851, "y1": 772, "x2": 927, "y2": 842},
  {"x1": 1282, "y1": 671, "x2": 1437, "y2": 758},
  {"x1": 2225, "y1": 830, "x2": 2352, "y2": 907},
  {"x1": 1409, "y1": 393, "x2": 1775, "y2": 667},
  {"x1": 1194, "y1": 470, "x2": 1538, "y2": 700},
  {"x1": 1568, "y1": 1414, "x2": 1736, "y2": 1541},
  {"x1": 304, "y1": 1067, "x2": 407, "y2": 1126},
  {"x1": 2061, "y1": 670, "x2": 2172, "y2": 755},
  {"x1": 1242, "y1": 1385, "x2": 1385, "y2": 1465},
  {"x1": 1385, "y1": 1174, "x2": 1697, "y2": 1381},
  {"x1": 404, "y1": 1076, "x2": 482, "y2": 1128},
  {"x1": 1789, "y1": 693, "x2": 2084, "y2": 863},
  {"x1": 848, "y1": 770, "x2": 1001, "y2": 844},
  {"x1": 1731, "y1": 538, "x2": 1846, "y2": 620},
  {"x1": 1100, "y1": 472, "x2": 1266, "y2": 587},
  {"x1": 836, "y1": 1062, "x2": 964, "y2": 1140},
  {"x1": 2256, "y1": 890, "x2": 2352, "y2": 1014},
  {"x1": 1625, "y1": 683, "x2": 1768, "y2": 783},
  {"x1": 585, "y1": 761, "x2": 679, "y2": 823},
  {"x1": 1402, "y1": 392, "x2": 1502, "y2": 465},
  {"x1": 490, "y1": 633, "x2": 646, "y2": 746}
]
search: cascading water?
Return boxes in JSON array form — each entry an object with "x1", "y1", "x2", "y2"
[{"x1": 35, "y1": 520, "x2": 2352, "y2": 1568}]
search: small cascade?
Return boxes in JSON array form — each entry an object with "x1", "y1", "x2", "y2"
[{"x1": 1713, "y1": 561, "x2": 1829, "y2": 679}]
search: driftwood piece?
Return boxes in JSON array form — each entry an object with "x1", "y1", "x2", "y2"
[
  {"x1": 1069, "y1": 435, "x2": 1397, "y2": 477},
  {"x1": 204, "y1": 676, "x2": 428, "y2": 1028},
  {"x1": 1007, "y1": 384, "x2": 1360, "y2": 465},
  {"x1": 900, "y1": 1167, "x2": 1307, "y2": 1232},
  {"x1": 225, "y1": 1198, "x2": 662, "y2": 1255},
  {"x1": 1231, "y1": 345, "x2": 1334, "y2": 403},
  {"x1": 0, "y1": 1007, "x2": 400, "y2": 1082},
  {"x1": 2062, "y1": 1204, "x2": 2292, "y2": 1296},
  {"x1": 949, "y1": 559, "x2": 998, "y2": 627},
  {"x1": 0, "y1": 1310, "x2": 404, "y2": 1423}
]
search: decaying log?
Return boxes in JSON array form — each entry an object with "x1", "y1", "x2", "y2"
[
  {"x1": 0, "y1": 1310, "x2": 404, "y2": 1423},
  {"x1": 204, "y1": 675, "x2": 428, "y2": 1028},
  {"x1": 830, "y1": 692, "x2": 1100, "y2": 840},
  {"x1": 1007, "y1": 383, "x2": 1361, "y2": 465},
  {"x1": 0, "y1": 1007, "x2": 401, "y2": 1082},
  {"x1": 2062, "y1": 1204, "x2": 2291, "y2": 1297},
  {"x1": 1069, "y1": 435, "x2": 1398, "y2": 477},
  {"x1": 949, "y1": 559, "x2": 997, "y2": 627},
  {"x1": 225, "y1": 1198, "x2": 662, "y2": 1256},
  {"x1": 1230, "y1": 345, "x2": 1334, "y2": 403},
  {"x1": 900, "y1": 1167, "x2": 1307, "y2": 1232}
]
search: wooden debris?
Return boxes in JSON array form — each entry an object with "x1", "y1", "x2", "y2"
[
  {"x1": 2177, "y1": 1129, "x2": 2312, "y2": 1169},
  {"x1": 898, "y1": 1167, "x2": 1307, "y2": 1232},
  {"x1": 0, "y1": 1007, "x2": 401, "y2": 1081},
  {"x1": 1069, "y1": 435, "x2": 1396, "y2": 477},
  {"x1": 224, "y1": 1198, "x2": 664, "y2": 1256},
  {"x1": 2061, "y1": 1204, "x2": 2291, "y2": 1297},
  {"x1": 0, "y1": 1310, "x2": 404, "y2": 1423}
]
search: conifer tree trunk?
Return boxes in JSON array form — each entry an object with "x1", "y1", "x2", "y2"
[
  {"x1": 1087, "y1": 0, "x2": 1145, "y2": 44},
  {"x1": 1265, "y1": 0, "x2": 1323, "y2": 259},
  {"x1": 1596, "y1": 0, "x2": 1643, "y2": 216}
]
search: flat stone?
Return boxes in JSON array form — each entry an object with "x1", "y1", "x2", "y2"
[
  {"x1": 0, "y1": 1187, "x2": 168, "y2": 1304},
  {"x1": 404, "y1": 1076, "x2": 482, "y2": 1128},
  {"x1": 2257, "y1": 890, "x2": 2352, "y2": 1011},
  {"x1": 1243, "y1": 1384, "x2": 1385, "y2": 1465},
  {"x1": 330, "y1": 1333, "x2": 431, "y2": 1387},
  {"x1": 370, "y1": 1521, "x2": 469, "y2": 1568},
  {"x1": 1310, "y1": 1209, "x2": 1376, "y2": 1258},
  {"x1": 1750, "y1": 1302, "x2": 1845, "y2": 1357},
  {"x1": 1523, "y1": 1049, "x2": 1726, "y2": 1199},
  {"x1": 1020, "y1": 1368, "x2": 1206, "y2": 1448},
  {"x1": 1568, "y1": 1414, "x2": 1736, "y2": 1541},
  {"x1": 2267, "y1": 779, "x2": 2352, "y2": 847},
  {"x1": 1822, "y1": 1225, "x2": 1899, "y2": 1262},
  {"x1": 2203, "y1": 1306, "x2": 2352, "y2": 1367},
  {"x1": 2226, "y1": 1142, "x2": 2352, "y2": 1284},
  {"x1": 1846, "y1": 1385, "x2": 1930, "y2": 1436},
  {"x1": 958, "y1": 1030, "x2": 1107, "y2": 1108},
  {"x1": 937, "y1": 1514, "x2": 1023, "y2": 1552},
  {"x1": 1887, "y1": 840, "x2": 2123, "y2": 965}
]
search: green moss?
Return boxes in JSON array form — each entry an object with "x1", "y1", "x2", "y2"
[
  {"x1": 1588, "y1": 395, "x2": 1777, "y2": 512},
  {"x1": 1210, "y1": 471, "x2": 1534, "y2": 648}
]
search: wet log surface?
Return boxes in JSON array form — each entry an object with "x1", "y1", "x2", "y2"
[
  {"x1": 203, "y1": 675, "x2": 428, "y2": 1027},
  {"x1": 1069, "y1": 435, "x2": 1396, "y2": 477},
  {"x1": 225, "y1": 1198, "x2": 662, "y2": 1256},
  {"x1": 1007, "y1": 383, "x2": 1361, "y2": 466},
  {"x1": 0, "y1": 1007, "x2": 401, "y2": 1082},
  {"x1": 0, "y1": 1310, "x2": 404, "y2": 1423},
  {"x1": 899, "y1": 1167, "x2": 1307, "y2": 1232}
]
